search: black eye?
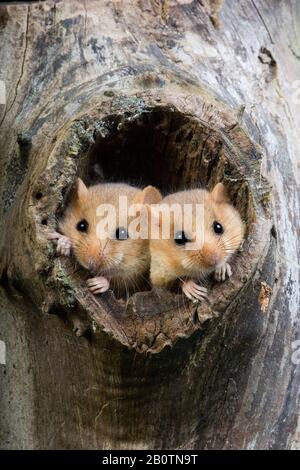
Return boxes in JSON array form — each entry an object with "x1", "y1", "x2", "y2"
[
  {"x1": 213, "y1": 221, "x2": 224, "y2": 235},
  {"x1": 76, "y1": 219, "x2": 88, "y2": 232},
  {"x1": 115, "y1": 227, "x2": 128, "y2": 240},
  {"x1": 174, "y1": 231, "x2": 190, "y2": 245}
]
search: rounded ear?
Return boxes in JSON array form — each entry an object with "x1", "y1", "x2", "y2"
[
  {"x1": 74, "y1": 177, "x2": 89, "y2": 201},
  {"x1": 134, "y1": 185, "x2": 162, "y2": 205},
  {"x1": 211, "y1": 182, "x2": 230, "y2": 204},
  {"x1": 143, "y1": 185, "x2": 162, "y2": 204}
]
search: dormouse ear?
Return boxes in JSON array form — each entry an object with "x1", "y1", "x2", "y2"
[
  {"x1": 141, "y1": 185, "x2": 162, "y2": 205},
  {"x1": 211, "y1": 182, "x2": 229, "y2": 204},
  {"x1": 133, "y1": 185, "x2": 162, "y2": 205},
  {"x1": 74, "y1": 177, "x2": 89, "y2": 201}
]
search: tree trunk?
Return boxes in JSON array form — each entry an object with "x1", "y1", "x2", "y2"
[{"x1": 0, "y1": 0, "x2": 299, "y2": 450}]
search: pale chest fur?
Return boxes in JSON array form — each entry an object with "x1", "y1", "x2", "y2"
[{"x1": 150, "y1": 249, "x2": 179, "y2": 287}]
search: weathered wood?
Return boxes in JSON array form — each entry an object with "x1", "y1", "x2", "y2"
[{"x1": 0, "y1": 0, "x2": 299, "y2": 450}]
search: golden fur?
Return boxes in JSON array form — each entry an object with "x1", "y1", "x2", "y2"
[
  {"x1": 150, "y1": 183, "x2": 245, "y2": 287},
  {"x1": 59, "y1": 179, "x2": 161, "y2": 295}
]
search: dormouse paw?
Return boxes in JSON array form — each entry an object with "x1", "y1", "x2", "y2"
[
  {"x1": 86, "y1": 276, "x2": 110, "y2": 295},
  {"x1": 214, "y1": 262, "x2": 232, "y2": 282},
  {"x1": 181, "y1": 280, "x2": 208, "y2": 303},
  {"x1": 48, "y1": 231, "x2": 72, "y2": 256},
  {"x1": 56, "y1": 236, "x2": 72, "y2": 256}
]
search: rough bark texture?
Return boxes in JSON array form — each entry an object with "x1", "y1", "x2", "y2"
[{"x1": 0, "y1": 0, "x2": 299, "y2": 450}]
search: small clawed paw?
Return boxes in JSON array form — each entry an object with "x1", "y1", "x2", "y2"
[
  {"x1": 56, "y1": 236, "x2": 72, "y2": 256},
  {"x1": 86, "y1": 276, "x2": 110, "y2": 294},
  {"x1": 48, "y1": 231, "x2": 72, "y2": 257},
  {"x1": 182, "y1": 280, "x2": 208, "y2": 303},
  {"x1": 214, "y1": 262, "x2": 232, "y2": 282}
]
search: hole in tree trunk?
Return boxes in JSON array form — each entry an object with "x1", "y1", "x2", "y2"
[{"x1": 27, "y1": 96, "x2": 271, "y2": 353}]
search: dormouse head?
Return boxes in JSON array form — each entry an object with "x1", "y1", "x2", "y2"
[
  {"x1": 151, "y1": 183, "x2": 245, "y2": 277},
  {"x1": 59, "y1": 178, "x2": 162, "y2": 280}
]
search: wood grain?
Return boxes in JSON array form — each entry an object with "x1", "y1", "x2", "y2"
[{"x1": 0, "y1": 0, "x2": 299, "y2": 450}]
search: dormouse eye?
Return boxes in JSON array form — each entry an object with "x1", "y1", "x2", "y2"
[
  {"x1": 115, "y1": 227, "x2": 128, "y2": 240},
  {"x1": 213, "y1": 221, "x2": 224, "y2": 235},
  {"x1": 76, "y1": 219, "x2": 89, "y2": 232},
  {"x1": 174, "y1": 231, "x2": 190, "y2": 245}
]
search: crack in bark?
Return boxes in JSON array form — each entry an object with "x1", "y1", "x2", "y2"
[
  {"x1": 250, "y1": 0, "x2": 274, "y2": 45},
  {"x1": 83, "y1": 0, "x2": 87, "y2": 44},
  {"x1": 0, "y1": 6, "x2": 30, "y2": 129},
  {"x1": 288, "y1": 44, "x2": 300, "y2": 60}
]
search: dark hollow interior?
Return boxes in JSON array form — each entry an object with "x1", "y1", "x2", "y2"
[{"x1": 79, "y1": 107, "x2": 249, "y2": 222}]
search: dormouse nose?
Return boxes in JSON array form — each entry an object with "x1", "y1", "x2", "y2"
[
  {"x1": 87, "y1": 243, "x2": 107, "y2": 273},
  {"x1": 201, "y1": 244, "x2": 221, "y2": 268}
]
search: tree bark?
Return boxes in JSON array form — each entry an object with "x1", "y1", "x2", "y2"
[{"x1": 0, "y1": 0, "x2": 299, "y2": 450}]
